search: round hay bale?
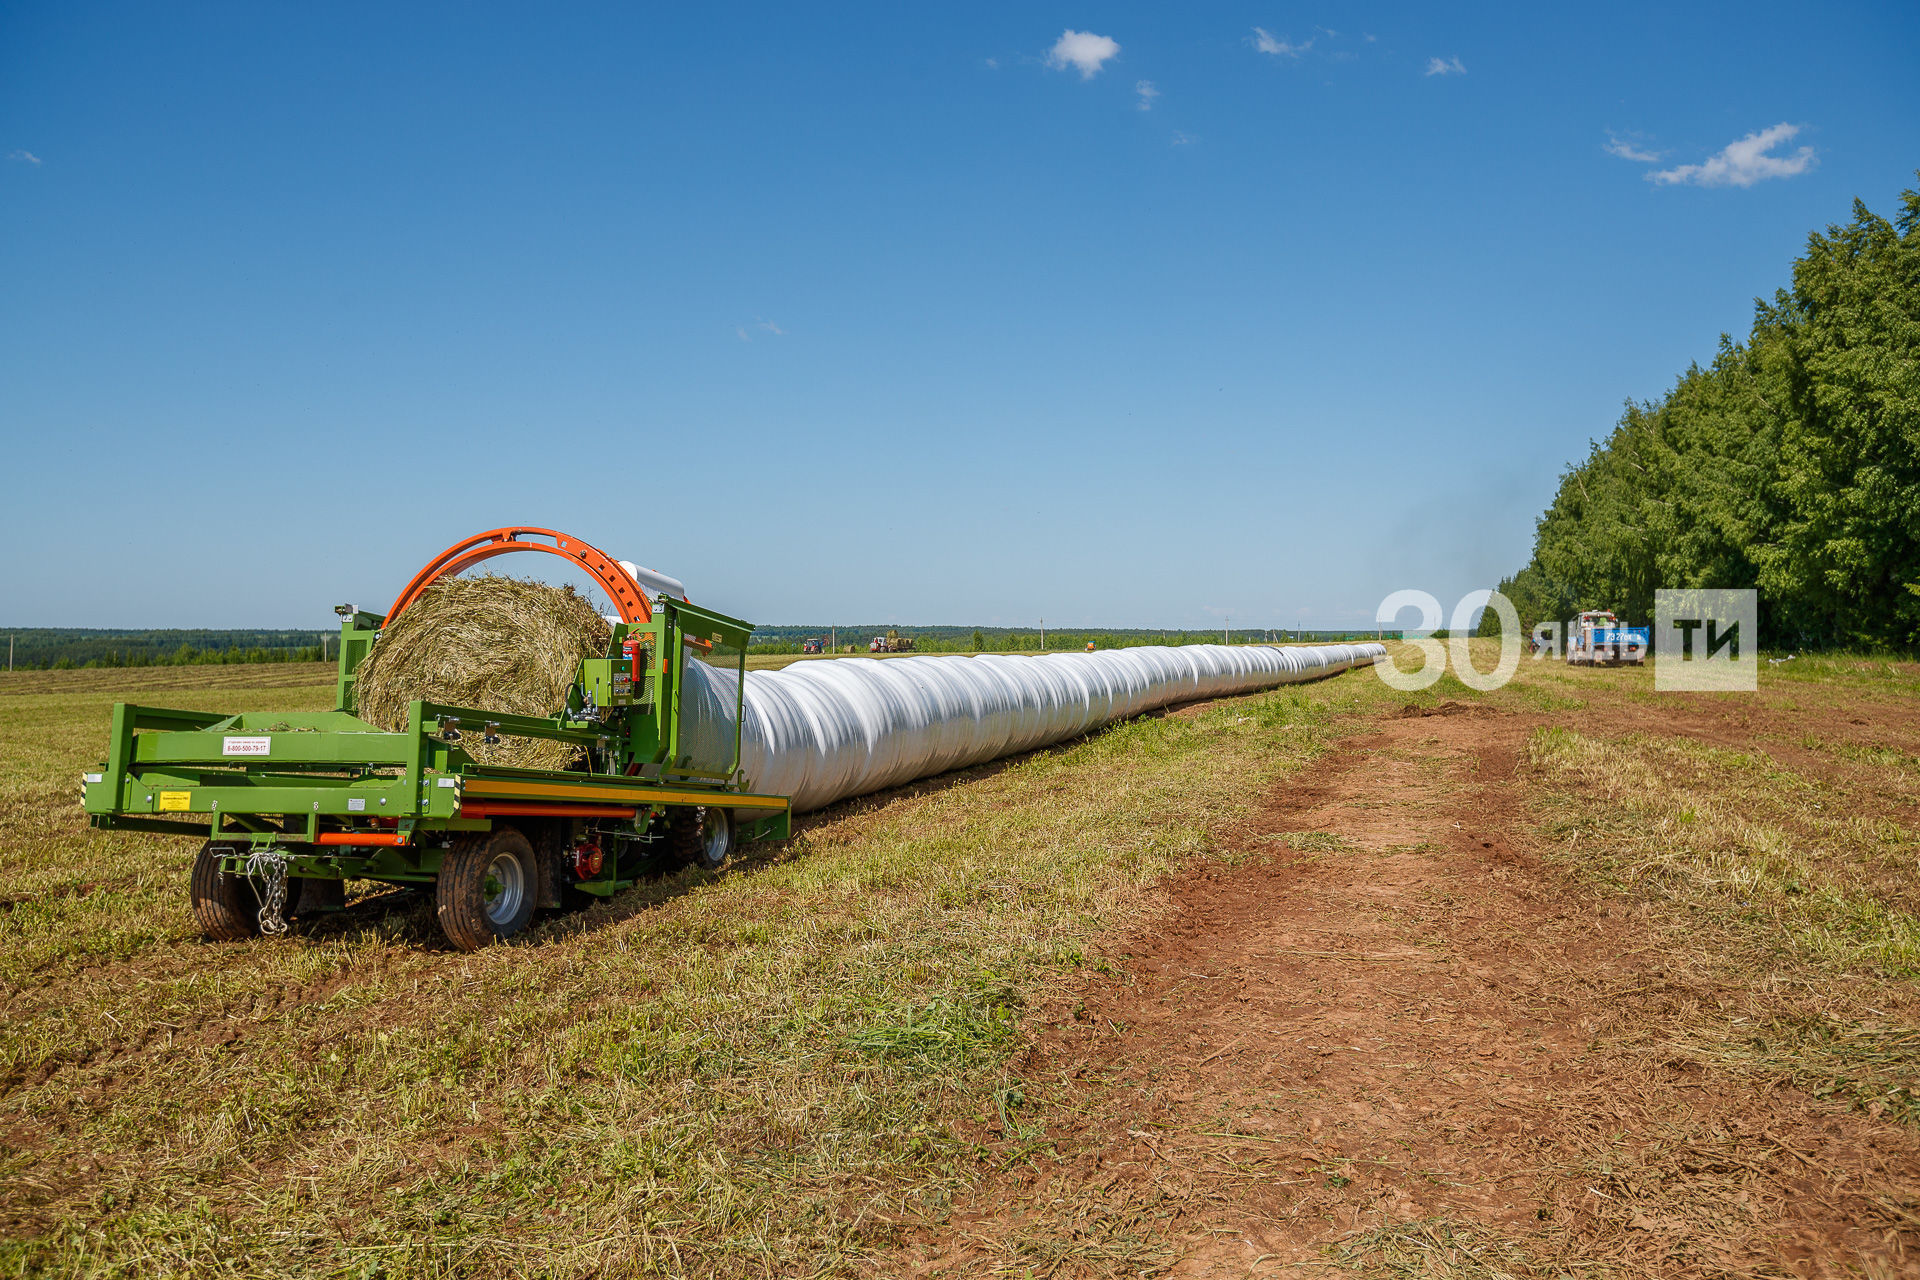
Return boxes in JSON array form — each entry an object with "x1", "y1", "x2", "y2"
[{"x1": 352, "y1": 575, "x2": 611, "y2": 770}]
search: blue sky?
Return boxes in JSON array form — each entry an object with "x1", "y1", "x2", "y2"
[{"x1": 3, "y1": 3, "x2": 1916, "y2": 631}]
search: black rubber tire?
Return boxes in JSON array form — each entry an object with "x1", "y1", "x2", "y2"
[
  {"x1": 436, "y1": 827, "x2": 538, "y2": 951},
  {"x1": 190, "y1": 842, "x2": 262, "y2": 942},
  {"x1": 288, "y1": 876, "x2": 347, "y2": 917},
  {"x1": 666, "y1": 807, "x2": 733, "y2": 872}
]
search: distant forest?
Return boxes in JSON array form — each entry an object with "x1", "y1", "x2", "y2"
[
  {"x1": 3, "y1": 623, "x2": 1383, "y2": 669},
  {"x1": 0, "y1": 629, "x2": 333, "y2": 670},
  {"x1": 744, "y1": 624, "x2": 1383, "y2": 655},
  {"x1": 1487, "y1": 180, "x2": 1919, "y2": 650}
]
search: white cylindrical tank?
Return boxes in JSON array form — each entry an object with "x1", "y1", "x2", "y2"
[{"x1": 678, "y1": 643, "x2": 1384, "y2": 814}]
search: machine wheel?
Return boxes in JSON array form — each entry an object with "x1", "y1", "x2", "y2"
[
  {"x1": 288, "y1": 876, "x2": 347, "y2": 916},
  {"x1": 436, "y1": 827, "x2": 538, "y2": 950},
  {"x1": 667, "y1": 807, "x2": 733, "y2": 872},
  {"x1": 190, "y1": 841, "x2": 263, "y2": 941}
]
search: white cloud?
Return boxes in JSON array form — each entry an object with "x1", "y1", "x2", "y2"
[
  {"x1": 1252, "y1": 27, "x2": 1310, "y2": 57},
  {"x1": 758, "y1": 320, "x2": 786, "y2": 336},
  {"x1": 1649, "y1": 123, "x2": 1815, "y2": 188},
  {"x1": 1604, "y1": 132, "x2": 1663, "y2": 164},
  {"x1": 1046, "y1": 30, "x2": 1120, "y2": 79},
  {"x1": 1135, "y1": 79, "x2": 1159, "y2": 111},
  {"x1": 7, "y1": 149, "x2": 41, "y2": 165},
  {"x1": 1172, "y1": 131, "x2": 1198, "y2": 147},
  {"x1": 983, "y1": 57, "x2": 999, "y2": 70},
  {"x1": 1424, "y1": 56, "x2": 1466, "y2": 76}
]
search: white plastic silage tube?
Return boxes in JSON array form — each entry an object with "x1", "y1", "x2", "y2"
[{"x1": 675, "y1": 643, "x2": 1384, "y2": 815}]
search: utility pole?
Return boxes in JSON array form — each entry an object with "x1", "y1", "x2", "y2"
[
  {"x1": 7, "y1": 635, "x2": 12, "y2": 672},
  {"x1": 1040, "y1": 618, "x2": 1046, "y2": 652},
  {"x1": 830, "y1": 623, "x2": 835, "y2": 652},
  {"x1": 1224, "y1": 616, "x2": 1230, "y2": 644}
]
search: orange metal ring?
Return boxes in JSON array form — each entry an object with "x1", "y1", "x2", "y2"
[{"x1": 386, "y1": 527, "x2": 654, "y2": 624}]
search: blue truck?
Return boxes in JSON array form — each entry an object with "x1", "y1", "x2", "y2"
[{"x1": 1566, "y1": 610, "x2": 1650, "y2": 665}]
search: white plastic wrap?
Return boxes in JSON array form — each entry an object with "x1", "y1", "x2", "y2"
[
  {"x1": 618, "y1": 560, "x2": 689, "y2": 603},
  {"x1": 679, "y1": 643, "x2": 1384, "y2": 814}
]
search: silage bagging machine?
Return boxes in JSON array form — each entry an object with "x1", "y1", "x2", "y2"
[{"x1": 81, "y1": 528, "x2": 791, "y2": 951}]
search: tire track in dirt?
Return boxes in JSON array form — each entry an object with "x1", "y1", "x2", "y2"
[{"x1": 906, "y1": 702, "x2": 1920, "y2": 1277}]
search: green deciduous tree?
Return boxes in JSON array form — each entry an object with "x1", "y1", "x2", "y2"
[{"x1": 1488, "y1": 179, "x2": 1920, "y2": 650}]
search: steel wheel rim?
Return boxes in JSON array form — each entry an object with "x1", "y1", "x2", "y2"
[
  {"x1": 702, "y1": 810, "x2": 727, "y2": 864},
  {"x1": 483, "y1": 851, "x2": 526, "y2": 926}
]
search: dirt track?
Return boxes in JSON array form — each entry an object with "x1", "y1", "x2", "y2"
[{"x1": 910, "y1": 691, "x2": 1920, "y2": 1277}]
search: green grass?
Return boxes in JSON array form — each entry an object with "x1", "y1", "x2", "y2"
[
  {"x1": 1526, "y1": 718, "x2": 1920, "y2": 1136},
  {"x1": 30, "y1": 644, "x2": 1906, "y2": 1276},
  {"x1": 1528, "y1": 727, "x2": 1920, "y2": 978},
  {"x1": 1758, "y1": 651, "x2": 1920, "y2": 689},
  {"x1": 0, "y1": 661, "x2": 1394, "y2": 1277}
]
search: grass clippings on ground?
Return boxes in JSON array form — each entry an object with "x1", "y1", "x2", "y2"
[{"x1": 0, "y1": 662, "x2": 1357, "y2": 1277}]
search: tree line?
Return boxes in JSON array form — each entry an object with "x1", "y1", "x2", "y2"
[
  {"x1": 2, "y1": 629, "x2": 332, "y2": 671},
  {"x1": 748, "y1": 627, "x2": 1380, "y2": 656},
  {"x1": 1487, "y1": 180, "x2": 1919, "y2": 651},
  {"x1": 4, "y1": 623, "x2": 1387, "y2": 670}
]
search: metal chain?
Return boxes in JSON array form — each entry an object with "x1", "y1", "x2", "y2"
[{"x1": 245, "y1": 849, "x2": 291, "y2": 936}]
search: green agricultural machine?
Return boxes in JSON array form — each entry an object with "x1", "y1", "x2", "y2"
[{"x1": 81, "y1": 528, "x2": 790, "y2": 951}]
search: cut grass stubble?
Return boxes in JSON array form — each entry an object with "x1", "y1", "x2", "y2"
[
  {"x1": 1528, "y1": 724, "x2": 1920, "y2": 1133},
  {"x1": 0, "y1": 666, "x2": 1368, "y2": 1277}
]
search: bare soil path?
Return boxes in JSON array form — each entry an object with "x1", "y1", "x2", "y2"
[{"x1": 908, "y1": 698, "x2": 1920, "y2": 1278}]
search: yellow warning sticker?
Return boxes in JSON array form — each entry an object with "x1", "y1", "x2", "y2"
[{"x1": 158, "y1": 791, "x2": 192, "y2": 812}]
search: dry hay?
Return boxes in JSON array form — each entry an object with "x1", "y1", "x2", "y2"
[{"x1": 352, "y1": 574, "x2": 610, "y2": 770}]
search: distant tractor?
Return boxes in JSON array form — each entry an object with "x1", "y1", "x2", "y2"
[
  {"x1": 869, "y1": 630, "x2": 915, "y2": 653},
  {"x1": 1566, "y1": 610, "x2": 1649, "y2": 665},
  {"x1": 800, "y1": 638, "x2": 824, "y2": 654}
]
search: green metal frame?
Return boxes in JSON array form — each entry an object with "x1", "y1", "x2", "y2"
[
  {"x1": 85, "y1": 594, "x2": 791, "y2": 896},
  {"x1": 334, "y1": 608, "x2": 385, "y2": 714}
]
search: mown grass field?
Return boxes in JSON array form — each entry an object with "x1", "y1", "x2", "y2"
[
  {"x1": 3, "y1": 647, "x2": 1917, "y2": 1277},
  {"x1": 1524, "y1": 653, "x2": 1920, "y2": 1135},
  {"x1": 0, "y1": 653, "x2": 1409, "y2": 1277}
]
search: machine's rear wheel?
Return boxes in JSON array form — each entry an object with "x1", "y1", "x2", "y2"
[
  {"x1": 190, "y1": 841, "x2": 261, "y2": 941},
  {"x1": 191, "y1": 844, "x2": 347, "y2": 940},
  {"x1": 290, "y1": 876, "x2": 347, "y2": 916},
  {"x1": 667, "y1": 807, "x2": 733, "y2": 872},
  {"x1": 437, "y1": 827, "x2": 538, "y2": 950}
]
